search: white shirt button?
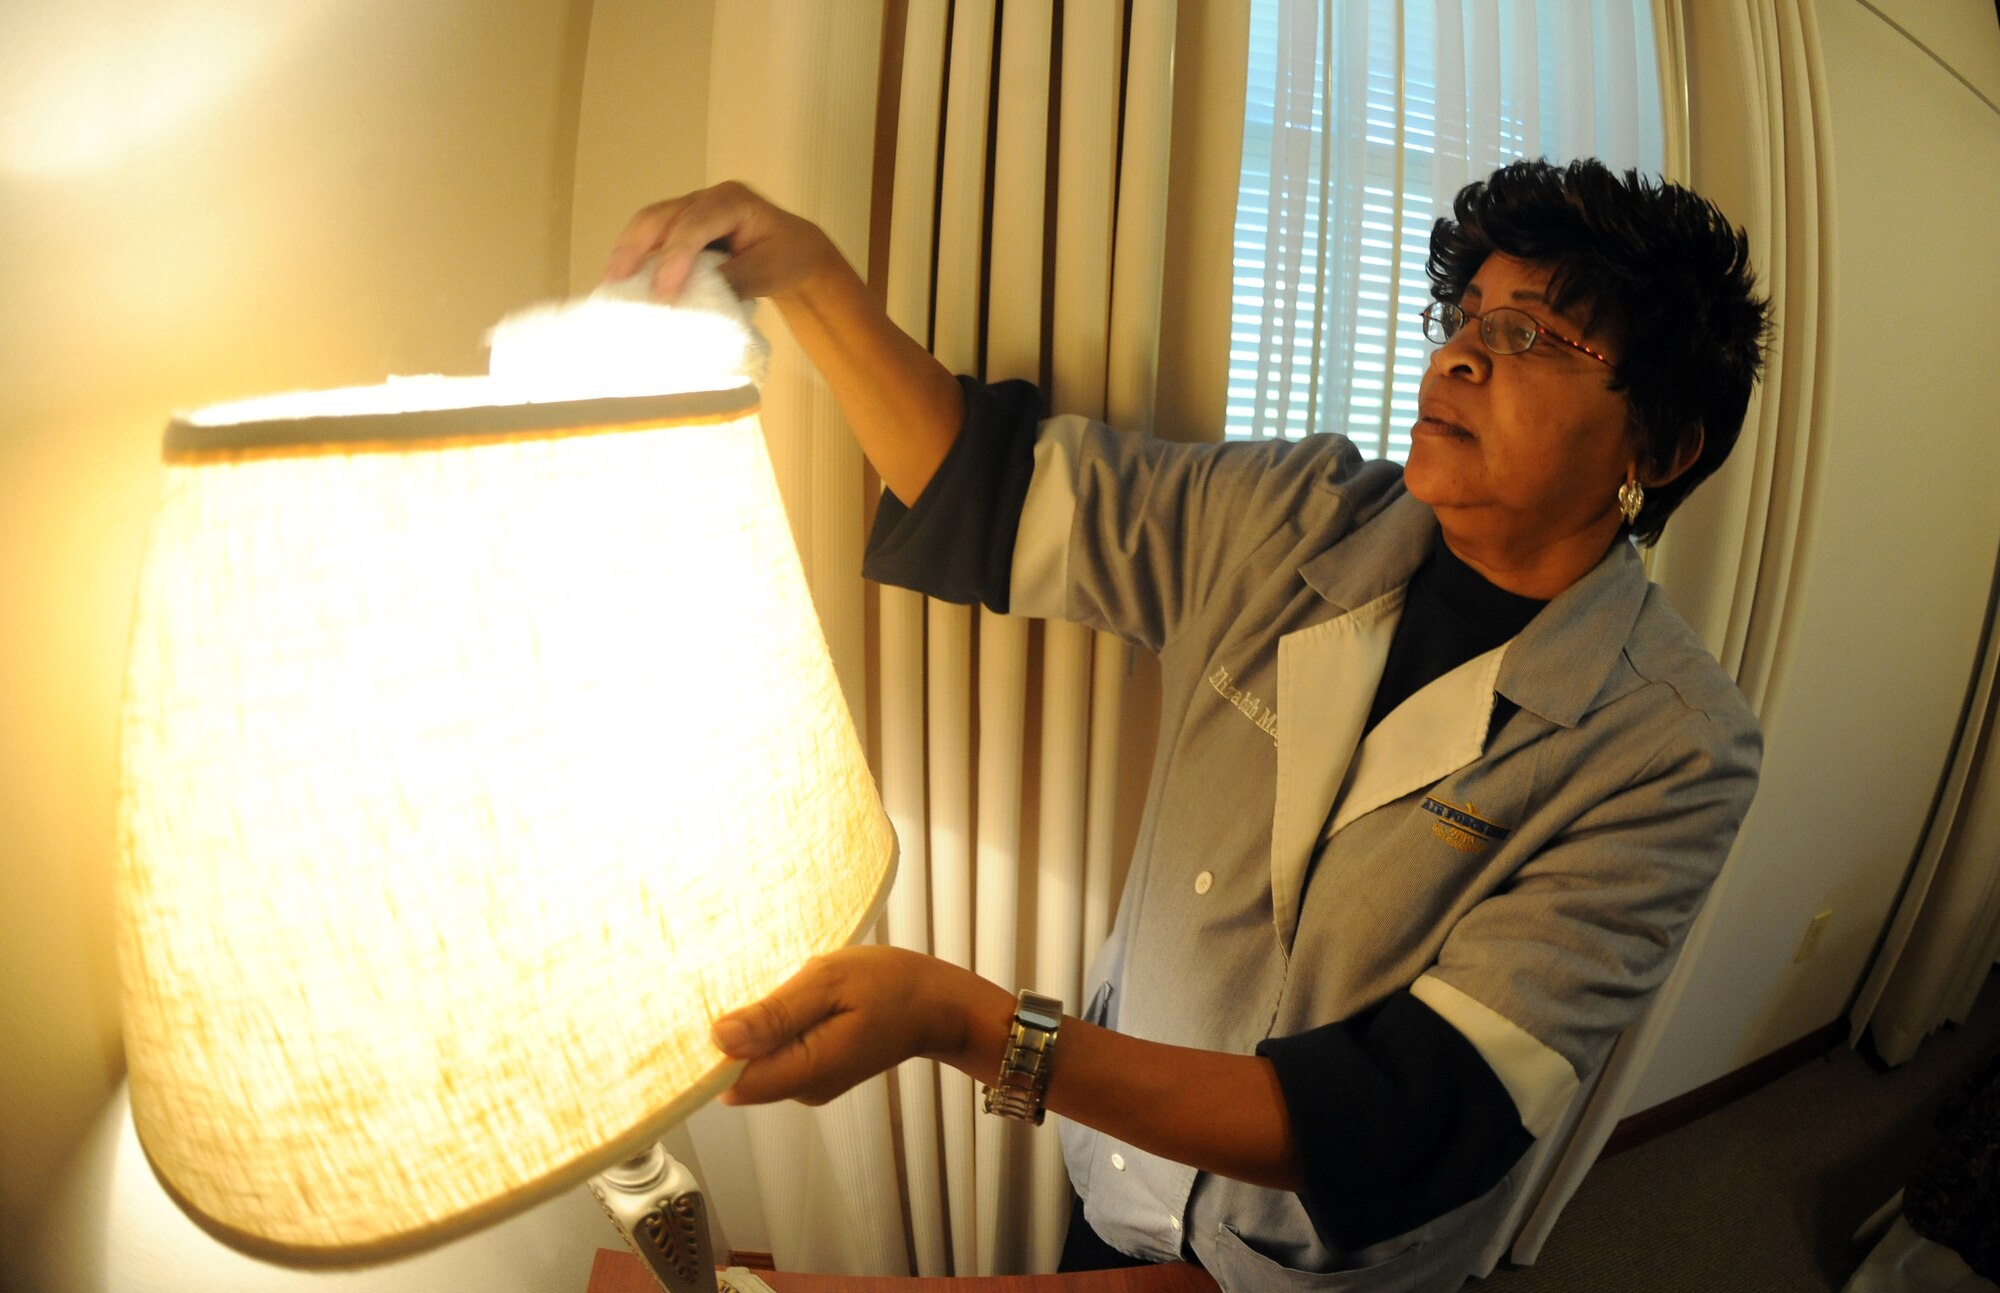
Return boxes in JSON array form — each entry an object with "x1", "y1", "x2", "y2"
[
  {"x1": 1194, "y1": 870, "x2": 1213, "y2": 895},
  {"x1": 1169, "y1": 1216, "x2": 1183, "y2": 1232},
  {"x1": 1110, "y1": 1152, "x2": 1126, "y2": 1171}
]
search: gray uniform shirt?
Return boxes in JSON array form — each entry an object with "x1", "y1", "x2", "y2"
[{"x1": 868, "y1": 393, "x2": 1761, "y2": 1293}]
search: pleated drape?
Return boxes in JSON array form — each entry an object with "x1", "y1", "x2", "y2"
[
  {"x1": 872, "y1": 0, "x2": 1176, "y2": 1276},
  {"x1": 1481, "y1": 0, "x2": 1835, "y2": 1268},
  {"x1": 685, "y1": 1, "x2": 911, "y2": 1277}
]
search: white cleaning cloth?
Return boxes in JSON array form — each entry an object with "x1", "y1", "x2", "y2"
[{"x1": 485, "y1": 250, "x2": 770, "y2": 401}]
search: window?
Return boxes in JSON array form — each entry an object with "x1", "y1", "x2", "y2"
[{"x1": 1227, "y1": 0, "x2": 1665, "y2": 456}]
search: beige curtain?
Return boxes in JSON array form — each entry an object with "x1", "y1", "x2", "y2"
[
  {"x1": 876, "y1": 1, "x2": 1177, "y2": 1274},
  {"x1": 668, "y1": 0, "x2": 911, "y2": 1276},
  {"x1": 648, "y1": 0, "x2": 1176, "y2": 1277},
  {"x1": 1482, "y1": 0, "x2": 1836, "y2": 1267}
]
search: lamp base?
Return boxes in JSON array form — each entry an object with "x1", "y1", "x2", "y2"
[{"x1": 588, "y1": 1142, "x2": 718, "y2": 1293}]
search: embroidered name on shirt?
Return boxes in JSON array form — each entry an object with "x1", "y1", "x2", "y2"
[
  {"x1": 1420, "y1": 796, "x2": 1511, "y2": 854},
  {"x1": 1206, "y1": 663, "x2": 1278, "y2": 742}
]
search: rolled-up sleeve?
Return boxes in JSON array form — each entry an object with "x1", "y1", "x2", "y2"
[
  {"x1": 862, "y1": 376, "x2": 1041, "y2": 612},
  {"x1": 1262, "y1": 704, "x2": 1760, "y2": 1252},
  {"x1": 867, "y1": 375, "x2": 1385, "y2": 653},
  {"x1": 1422, "y1": 710, "x2": 1760, "y2": 1100},
  {"x1": 1258, "y1": 992, "x2": 1534, "y2": 1252}
]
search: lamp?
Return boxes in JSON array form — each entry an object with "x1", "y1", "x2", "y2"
[{"x1": 113, "y1": 296, "x2": 894, "y2": 1289}]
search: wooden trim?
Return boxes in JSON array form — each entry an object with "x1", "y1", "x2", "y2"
[
  {"x1": 591, "y1": 1248, "x2": 1220, "y2": 1292},
  {"x1": 1602, "y1": 1017, "x2": 1846, "y2": 1157}
]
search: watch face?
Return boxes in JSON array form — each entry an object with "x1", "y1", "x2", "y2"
[{"x1": 1017, "y1": 990, "x2": 1064, "y2": 1032}]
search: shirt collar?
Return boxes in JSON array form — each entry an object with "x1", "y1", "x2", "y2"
[
  {"x1": 1295, "y1": 489, "x2": 1438, "y2": 611},
  {"x1": 1497, "y1": 538, "x2": 1648, "y2": 728},
  {"x1": 1296, "y1": 488, "x2": 1649, "y2": 730}
]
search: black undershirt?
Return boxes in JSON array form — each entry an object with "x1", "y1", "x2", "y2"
[{"x1": 1363, "y1": 536, "x2": 1546, "y2": 737}]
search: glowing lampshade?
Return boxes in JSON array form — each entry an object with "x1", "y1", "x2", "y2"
[{"x1": 114, "y1": 374, "x2": 895, "y2": 1264}]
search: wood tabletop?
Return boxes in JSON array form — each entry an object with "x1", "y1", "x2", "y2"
[{"x1": 585, "y1": 1248, "x2": 1221, "y2": 1293}]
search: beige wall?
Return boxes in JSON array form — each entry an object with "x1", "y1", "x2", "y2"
[
  {"x1": 567, "y1": 0, "x2": 715, "y2": 293},
  {"x1": 0, "y1": 0, "x2": 594, "y2": 1279},
  {"x1": 1866, "y1": 0, "x2": 2000, "y2": 105},
  {"x1": 1631, "y1": 0, "x2": 2000, "y2": 1109}
]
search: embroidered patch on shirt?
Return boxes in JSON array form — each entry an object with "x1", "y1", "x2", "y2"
[
  {"x1": 1420, "y1": 796, "x2": 1512, "y2": 854},
  {"x1": 1205, "y1": 662, "x2": 1279, "y2": 743}
]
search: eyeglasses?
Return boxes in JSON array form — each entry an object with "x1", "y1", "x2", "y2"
[{"x1": 1420, "y1": 301, "x2": 1613, "y2": 367}]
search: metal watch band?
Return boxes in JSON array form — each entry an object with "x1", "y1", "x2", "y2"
[{"x1": 982, "y1": 989, "x2": 1063, "y2": 1124}]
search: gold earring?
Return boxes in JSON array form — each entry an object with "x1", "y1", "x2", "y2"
[{"x1": 1617, "y1": 474, "x2": 1645, "y2": 526}]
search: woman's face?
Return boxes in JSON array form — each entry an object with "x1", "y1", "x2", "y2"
[{"x1": 1404, "y1": 253, "x2": 1636, "y2": 554}]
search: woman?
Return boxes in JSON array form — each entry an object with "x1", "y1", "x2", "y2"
[{"x1": 606, "y1": 158, "x2": 1770, "y2": 1292}]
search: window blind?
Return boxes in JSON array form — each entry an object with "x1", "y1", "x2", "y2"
[{"x1": 1227, "y1": 0, "x2": 1666, "y2": 457}]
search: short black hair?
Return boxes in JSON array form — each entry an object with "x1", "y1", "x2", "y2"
[{"x1": 1426, "y1": 158, "x2": 1771, "y2": 544}]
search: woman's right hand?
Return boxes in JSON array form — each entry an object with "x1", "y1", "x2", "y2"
[
  {"x1": 608, "y1": 179, "x2": 964, "y2": 505},
  {"x1": 604, "y1": 181, "x2": 840, "y2": 306}
]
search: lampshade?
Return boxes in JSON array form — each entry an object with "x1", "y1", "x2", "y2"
[{"x1": 114, "y1": 374, "x2": 896, "y2": 1265}]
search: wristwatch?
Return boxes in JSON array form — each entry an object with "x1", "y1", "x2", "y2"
[{"x1": 982, "y1": 989, "x2": 1063, "y2": 1124}]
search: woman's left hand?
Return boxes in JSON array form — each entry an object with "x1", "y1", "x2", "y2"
[
  {"x1": 716, "y1": 945, "x2": 1303, "y2": 1191},
  {"x1": 712, "y1": 946, "x2": 1013, "y2": 1107}
]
